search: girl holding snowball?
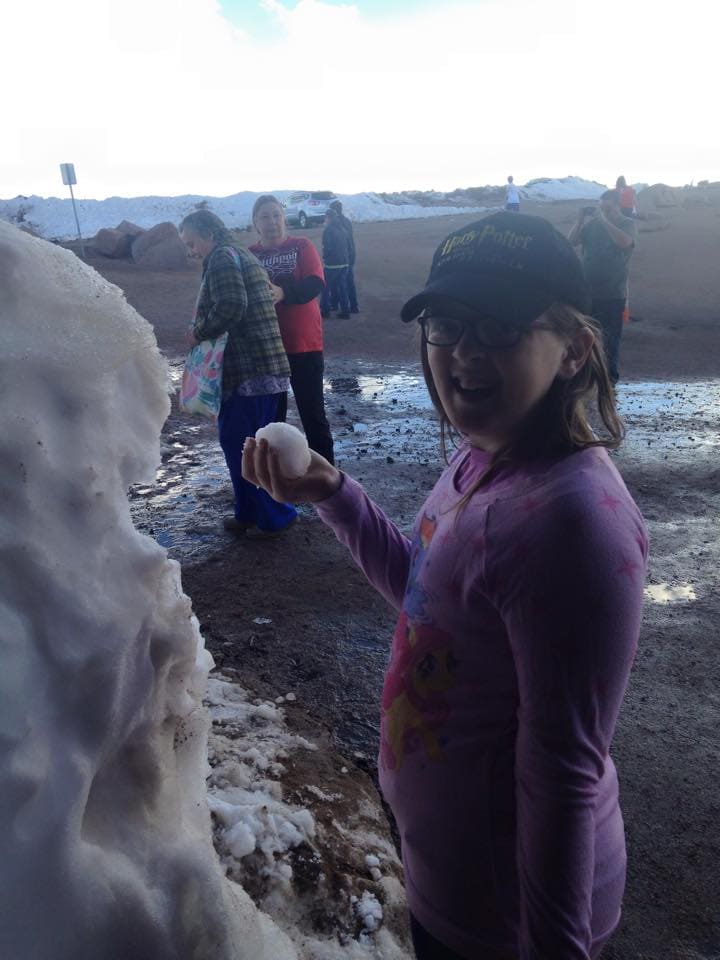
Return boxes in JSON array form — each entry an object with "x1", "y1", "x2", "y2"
[{"x1": 243, "y1": 212, "x2": 648, "y2": 960}]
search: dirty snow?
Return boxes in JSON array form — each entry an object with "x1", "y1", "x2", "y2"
[
  {"x1": 207, "y1": 677, "x2": 411, "y2": 958},
  {"x1": 0, "y1": 220, "x2": 410, "y2": 959},
  {"x1": 0, "y1": 220, "x2": 297, "y2": 960}
]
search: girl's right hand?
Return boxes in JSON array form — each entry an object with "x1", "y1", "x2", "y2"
[{"x1": 242, "y1": 437, "x2": 343, "y2": 505}]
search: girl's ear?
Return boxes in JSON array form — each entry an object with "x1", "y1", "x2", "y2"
[{"x1": 557, "y1": 327, "x2": 595, "y2": 380}]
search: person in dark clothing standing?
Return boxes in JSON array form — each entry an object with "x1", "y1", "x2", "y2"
[
  {"x1": 249, "y1": 194, "x2": 334, "y2": 464},
  {"x1": 330, "y1": 199, "x2": 359, "y2": 313},
  {"x1": 320, "y1": 208, "x2": 351, "y2": 319},
  {"x1": 569, "y1": 190, "x2": 636, "y2": 384}
]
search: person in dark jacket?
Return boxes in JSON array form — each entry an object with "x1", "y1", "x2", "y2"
[
  {"x1": 320, "y1": 208, "x2": 351, "y2": 319},
  {"x1": 179, "y1": 210, "x2": 297, "y2": 539},
  {"x1": 330, "y1": 199, "x2": 359, "y2": 313}
]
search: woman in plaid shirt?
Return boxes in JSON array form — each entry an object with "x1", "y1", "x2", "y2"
[{"x1": 180, "y1": 211, "x2": 297, "y2": 539}]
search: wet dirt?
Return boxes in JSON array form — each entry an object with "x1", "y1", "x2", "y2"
[{"x1": 88, "y1": 205, "x2": 720, "y2": 959}]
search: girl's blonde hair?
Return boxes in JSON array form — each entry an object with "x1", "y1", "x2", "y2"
[{"x1": 420, "y1": 302, "x2": 624, "y2": 494}]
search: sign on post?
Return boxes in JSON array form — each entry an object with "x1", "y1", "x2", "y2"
[
  {"x1": 60, "y1": 163, "x2": 77, "y2": 186},
  {"x1": 59, "y1": 162, "x2": 85, "y2": 258}
]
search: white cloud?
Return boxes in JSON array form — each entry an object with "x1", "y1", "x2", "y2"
[{"x1": 1, "y1": 0, "x2": 718, "y2": 198}]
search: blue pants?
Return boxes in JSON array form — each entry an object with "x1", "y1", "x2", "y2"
[
  {"x1": 218, "y1": 392, "x2": 297, "y2": 531},
  {"x1": 321, "y1": 266, "x2": 350, "y2": 315}
]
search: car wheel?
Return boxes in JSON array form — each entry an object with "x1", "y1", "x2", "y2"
[{"x1": 298, "y1": 211, "x2": 307, "y2": 229}]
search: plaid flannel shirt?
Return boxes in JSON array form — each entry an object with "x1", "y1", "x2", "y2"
[{"x1": 193, "y1": 244, "x2": 290, "y2": 398}]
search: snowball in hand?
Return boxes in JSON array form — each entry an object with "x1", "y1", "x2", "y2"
[{"x1": 255, "y1": 423, "x2": 312, "y2": 478}]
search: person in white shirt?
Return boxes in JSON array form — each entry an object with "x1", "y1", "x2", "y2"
[{"x1": 505, "y1": 175, "x2": 521, "y2": 212}]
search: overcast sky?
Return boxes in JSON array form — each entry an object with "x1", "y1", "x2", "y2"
[{"x1": 2, "y1": 0, "x2": 716, "y2": 200}]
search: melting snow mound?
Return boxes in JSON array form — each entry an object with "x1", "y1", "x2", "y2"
[{"x1": 0, "y1": 221, "x2": 296, "y2": 960}]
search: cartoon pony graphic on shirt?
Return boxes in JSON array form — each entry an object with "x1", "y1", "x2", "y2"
[
  {"x1": 379, "y1": 513, "x2": 459, "y2": 771},
  {"x1": 380, "y1": 609, "x2": 458, "y2": 771},
  {"x1": 403, "y1": 513, "x2": 438, "y2": 623}
]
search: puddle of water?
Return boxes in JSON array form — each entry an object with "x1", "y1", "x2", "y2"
[
  {"x1": 333, "y1": 373, "x2": 720, "y2": 463},
  {"x1": 132, "y1": 370, "x2": 719, "y2": 559},
  {"x1": 327, "y1": 370, "x2": 432, "y2": 410},
  {"x1": 328, "y1": 373, "x2": 720, "y2": 457},
  {"x1": 167, "y1": 362, "x2": 184, "y2": 386},
  {"x1": 130, "y1": 441, "x2": 230, "y2": 557},
  {"x1": 644, "y1": 583, "x2": 697, "y2": 604},
  {"x1": 617, "y1": 380, "x2": 720, "y2": 455},
  {"x1": 335, "y1": 415, "x2": 441, "y2": 464},
  {"x1": 618, "y1": 380, "x2": 720, "y2": 418}
]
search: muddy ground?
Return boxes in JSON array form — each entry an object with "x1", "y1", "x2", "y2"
[{"x1": 76, "y1": 198, "x2": 719, "y2": 959}]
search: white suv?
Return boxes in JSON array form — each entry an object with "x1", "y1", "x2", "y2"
[{"x1": 283, "y1": 191, "x2": 337, "y2": 228}]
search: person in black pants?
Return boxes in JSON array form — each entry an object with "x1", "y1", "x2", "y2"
[
  {"x1": 569, "y1": 190, "x2": 636, "y2": 384},
  {"x1": 320, "y1": 208, "x2": 351, "y2": 319},
  {"x1": 330, "y1": 199, "x2": 359, "y2": 313},
  {"x1": 249, "y1": 195, "x2": 335, "y2": 463}
]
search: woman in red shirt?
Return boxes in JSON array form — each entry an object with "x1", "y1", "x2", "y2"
[{"x1": 250, "y1": 195, "x2": 334, "y2": 464}]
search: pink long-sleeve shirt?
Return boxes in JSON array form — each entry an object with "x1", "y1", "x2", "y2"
[{"x1": 316, "y1": 444, "x2": 648, "y2": 960}]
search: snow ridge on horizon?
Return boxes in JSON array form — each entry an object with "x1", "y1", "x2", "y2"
[{"x1": 0, "y1": 177, "x2": 607, "y2": 240}]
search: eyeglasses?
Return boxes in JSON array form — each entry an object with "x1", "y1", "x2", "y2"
[{"x1": 418, "y1": 313, "x2": 529, "y2": 349}]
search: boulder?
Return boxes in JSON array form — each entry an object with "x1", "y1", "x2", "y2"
[
  {"x1": 638, "y1": 184, "x2": 684, "y2": 209},
  {"x1": 131, "y1": 221, "x2": 189, "y2": 270},
  {"x1": 115, "y1": 219, "x2": 145, "y2": 238},
  {"x1": 94, "y1": 227, "x2": 132, "y2": 258}
]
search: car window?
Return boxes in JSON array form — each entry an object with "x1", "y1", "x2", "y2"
[
  {"x1": 289, "y1": 193, "x2": 308, "y2": 203},
  {"x1": 311, "y1": 191, "x2": 335, "y2": 201}
]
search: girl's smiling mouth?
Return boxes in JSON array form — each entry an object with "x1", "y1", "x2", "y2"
[{"x1": 450, "y1": 376, "x2": 499, "y2": 399}]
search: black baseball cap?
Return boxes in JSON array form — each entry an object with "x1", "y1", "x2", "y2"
[{"x1": 401, "y1": 212, "x2": 590, "y2": 325}]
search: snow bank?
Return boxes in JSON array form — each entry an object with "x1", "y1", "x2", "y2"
[
  {"x1": 0, "y1": 221, "x2": 296, "y2": 960},
  {"x1": 339, "y1": 192, "x2": 479, "y2": 224},
  {"x1": 0, "y1": 176, "x2": 609, "y2": 240},
  {"x1": 0, "y1": 190, "x2": 478, "y2": 240},
  {"x1": 522, "y1": 176, "x2": 607, "y2": 201}
]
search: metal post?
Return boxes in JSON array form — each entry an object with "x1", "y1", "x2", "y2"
[
  {"x1": 68, "y1": 182, "x2": 86, "y2": 258},
  {"x1": 60, "y1": 163, "x2": 86, "y2": 259}
]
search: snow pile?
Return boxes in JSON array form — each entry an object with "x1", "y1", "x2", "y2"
[
  {"x1": 255, "y1": 422, "x2": 312, "y2": 477},
  {"x1": 340, "y1": 192, "x2": 479, "y2": 224},
  {"x1": 207, "y1": 678, "x2": 412, "y2": 958},
  {"x1": 0, "y1": 190, "x2": 480, "y2": 240},
  {"x1": 0, "y1": 176, "x2": 611, "y2": 241},
  {"x1": 0, "y1": 191, "x2": 284, "y2": 242},
  {"x1": 522, "y1": 176, "x2": 607, "y2": 201},
  {"x1": 0, "y1": 221, "x2": 296, "y2": 960},
  {"x1": 207, "y1": 681, "x2": 318, "y2": 877}
]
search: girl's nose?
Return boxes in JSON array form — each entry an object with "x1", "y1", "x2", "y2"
[{"x1": 452, "y1": 325, "x2": 489, "y2": 360}]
